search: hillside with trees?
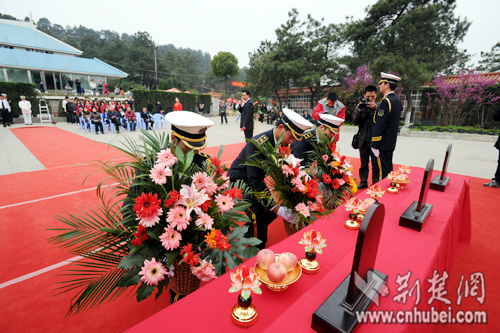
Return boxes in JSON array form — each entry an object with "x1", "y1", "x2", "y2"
[{"x1": 0, "y1": 13, "x2": 247, "y2": 96}]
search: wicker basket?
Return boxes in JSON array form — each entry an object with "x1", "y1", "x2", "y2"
[
  {"x1": 284, "y1": 221, "x2": 296, "y2": 236},
  {"x1": 169, "y1": 259, "x2": 201, "y2": 295},
  {"x1": 283, "y1": 218, "x2": 306, "y2": 236}
]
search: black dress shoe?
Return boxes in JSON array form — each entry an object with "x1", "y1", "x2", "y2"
[{"x1": 358, "y1": 183, "x2": 368, "y2": 189}]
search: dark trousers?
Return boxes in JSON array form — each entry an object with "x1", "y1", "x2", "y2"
[
  {"x1": 372, "y1": 149, "x2": 393, "y2": 183},
  {"x1": 220, "y1": 112, "x2": 227, "y2": 124},
  {"x1": 244, "y1": 198, "x2": 277, "y2": 249},
  {"x1": 358, "y1": 142, "x2": 374, "y2": 186},
  {"x1": 244, "y1": 129, "x2": 253, "y2": 140},
  {"x1": 92, "y1": 121, "x2": 104, "y2": 133},
  {"x1": 109, "y1": 118, "x2": 120, "y2": 132},
  {"x1": 495, "y1": 150, "x2": 500, "y2": 181},
  {"x1": 128, "y1": 120, "x2": 137, "y2": 131},
  {"x1": 1, "y1": 109, "x2": 10, "y2": 126},
  {"x1": 66, "y1": 112, "x2": 71, "y2": 123}
]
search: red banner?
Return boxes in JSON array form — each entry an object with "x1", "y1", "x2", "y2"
[{"x1": 231, "y1": 81, "x2": 246, "y2": 87}]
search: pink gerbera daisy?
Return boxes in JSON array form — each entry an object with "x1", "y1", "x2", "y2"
[
  {"x1": 307, "y1": 201, "x2": 317, "y2": 211},
  {"x1": 159, "y1": 227, "x2": 182, "y2": 251},
  {"x1": 149, "y1": 164, "x2": 172, "y2": 185},
  {"x1": 282, "y1": 164, "x2": 295, "y2": 177},
  {"x1": 192, "y1": 171, "x2": 210, "y2": 190},
  {"x1": 156, "y1": 149, "x2": 178, "y2": 167},
  {"x1": 139, "y1": 258, "x2": 167, "y2": 286},
  {"x1": 167, "y1": 205, "x2": 191, "y2": 231},
  {"x1": 205, "y1": 179, "x2": 219, "y2": 195},
  {"x1": 295, "y1": 202, "x2": 310, "y2": 218},
  {"x1": 322, "y1": 154, "x2": 329, "y2": 162},
  {"x1": 291, "y1": 177, "x2": 306, "y2": 192},
  {"x1": 195, "y1": 212, "x2": 215, "y2": 230},
  {"x1": 215, "y1": 194, "x2": 235, "y2": 213},
  {"x1": 191, "y1": 259, "x2": 217, "y2": 282}
]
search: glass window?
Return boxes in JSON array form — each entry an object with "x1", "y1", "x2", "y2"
[
  {"x1": 6, "y1": 68, "x2": 30, "y2": 83},
  {"x1": 31, "y1": 71, "x2": 42, "y2": 85},
  {"x1": 77, "y1": 76, "x2": 89, "y2": 90}
]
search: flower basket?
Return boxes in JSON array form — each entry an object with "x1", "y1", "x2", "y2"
[
  {"x1": 48, "y1": 130, "x2": 261, "y2": 315},
  {"x1": 169, "y1": 259, "x2": 201, "y2": 295}
]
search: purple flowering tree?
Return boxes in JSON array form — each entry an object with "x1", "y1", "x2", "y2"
[
  {"x1": 344, "y1": 64, "x2": 373, "y2": 88},
  {"x1": 429, "y1": 69, "x2": 500, "y2": 127}
]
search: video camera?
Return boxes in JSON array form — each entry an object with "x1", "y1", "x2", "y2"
[{"x1": 358, "y1": 97, "x2": 369, "y2": 108}]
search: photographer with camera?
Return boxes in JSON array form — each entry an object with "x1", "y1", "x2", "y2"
[{"x1": 352, "y1": 85, "x2": 378, "y2": 189}]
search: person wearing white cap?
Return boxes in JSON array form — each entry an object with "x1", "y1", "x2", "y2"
[
  {"x1": 228, "y1": 108, "x2": 313, "y2": 248},
  {"x1": 19, "y1": 96, "x2": 32, "y2": 125},
  {"x1": 0, "y1": 93, "x2": 12, "y2": 127},
  {"x1": 165, "y1": 110, "x2": 214, "y2": 165},
  {"x1": 292, "y1": 113, "x2": 344, "y2": 167},
  {"x1": 371, "y1": 72, "x2": 403, "y2": 182}
]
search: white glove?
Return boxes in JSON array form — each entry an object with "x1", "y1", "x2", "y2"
[
  {"x1": 371, "y1": 148, "x2": 380, "y2": 157},
  {"x1": 276, "y1": 206, "x2": 297, "y2": 224}
]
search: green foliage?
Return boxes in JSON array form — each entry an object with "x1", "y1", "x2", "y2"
[
  {"x1": 247, "y1": 9, "x2": 344, "y2": 108},
  {"x1": 479, "y1": 42, "x2": 500, "y2": 72},
  {"x1": 132, "y1": 90, "x2": 211, "y2": 113},
  {"x1": 211, "y1": 51, "x2": 239, "y2": 99},
  {"x1": 0, "y1": 82, "x2": 38, "y2": 118},
  {"x1": 344, "y1": 0, "x2": 471, "y2": 124},
  {"x1": 211, "y1": 52, "x2": 239, "y2": 79}
]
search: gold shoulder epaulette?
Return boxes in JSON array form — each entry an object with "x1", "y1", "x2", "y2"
[
  {"x1": 255, "y1": 134, "x2": 269, "y2": 146},
  {"x1": 303, "y1": 131, "x2": 314, "y2": 140},
  {"x1": 381, "y1": 97, "x2": 392, "y2": 113},
  {"x1": 198, "y1": 152, "x2": 210, "y2": 159}
]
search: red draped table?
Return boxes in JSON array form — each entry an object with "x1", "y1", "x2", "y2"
[{"x1": 128, "y1": 168, "x2": 471, "y2": 332}]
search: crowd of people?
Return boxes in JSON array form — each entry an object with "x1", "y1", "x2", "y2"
[{"x1": 61, "y1": 96, "x2": 155, "y2": 134}]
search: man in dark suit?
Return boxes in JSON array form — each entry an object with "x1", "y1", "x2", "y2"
[
  {"x1": 228, "y1": 109, "x2": 313, "y2": 248},
  {"x1": 371, "y1": 72, "x2": 403, "y2": 182},
  {"x1": 239, "y1": 89, "x2": 254, "y2": 139}
]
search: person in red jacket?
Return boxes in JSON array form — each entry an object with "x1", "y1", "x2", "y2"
[
  {"x1": 124, "y1": 106, "x2": 137, "y2": 131},
  {"x1": 173, "y1": 97, "x2": 182, "y2": 111},
  {"x1": 312, "y1": 92, "x2": 346, "y2": 121}
]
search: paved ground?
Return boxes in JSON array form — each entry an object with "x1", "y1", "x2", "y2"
[{"x1": 0, "y1": 115, "x2": 498, "y2": 180}]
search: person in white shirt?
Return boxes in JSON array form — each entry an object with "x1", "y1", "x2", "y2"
[
  {"x1": 1, "y1": 93, "x2": 12, "y2": 127},
  {"x1": 18, "y1": 96, "x2": 32, "y2": 125}
]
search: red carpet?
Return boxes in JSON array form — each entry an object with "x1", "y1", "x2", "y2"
[{"x1": 1, "y1": 127, "x2": 499, "y2": 332}]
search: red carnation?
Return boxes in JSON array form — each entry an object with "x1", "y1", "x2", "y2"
[
  {"x1": 180, "y1": 244, "x2": 200, "y2": 266},
  {"x1": 278, "y1": 145, "x2": 291, "y2": 157},
  {"x1": 165, "y1": 189, "x2": 180, "y2": 208},
  {"x1": 223, "y1": 187, "x2": 243, "y2": 201},
  {"x1": 215, "y1": 230, "x2": 231, "y2": 251},
  {"x1": 201, "y1": 199, "x2": 212, "y2": 212}
]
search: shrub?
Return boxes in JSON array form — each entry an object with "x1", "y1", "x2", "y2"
[
  {"x1": 132, "y1": 90, "x2": 211, "y2": 114},
  {"x1": 0, "y1": 82, "x2": 38, "y2": 118}
]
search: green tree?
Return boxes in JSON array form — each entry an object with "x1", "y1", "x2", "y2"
[
  {"x1": 211, "y1": 51, "x2": 239, "y2": 99},
  {"x1": 247, "y1": 41, "x2": 284, "y2": 108},
  {"x1": 479, "y1": 42, "x2": 500, "y2": 73},
  {"x1": 344, "y1": 0, "x2": 470, "y2": 125},
  {"x1": 299, "y1": 15, "x2": 344, "y2": 107}
]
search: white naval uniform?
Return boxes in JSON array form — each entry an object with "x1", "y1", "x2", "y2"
[{"x1": 19, "y1": 100, "x2": 32, "y2": 125}]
